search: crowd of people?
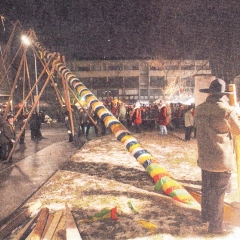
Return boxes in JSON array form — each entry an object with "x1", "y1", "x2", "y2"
[
  {"x1": 107, "y1": 100, "x2": 196, "y2": 138},
  {"x1": 62, "y1": 99, "x2": 197, "y2": 150},
  {"x1": 0, "y1": 100, "x2": 195, "y2": 161}
]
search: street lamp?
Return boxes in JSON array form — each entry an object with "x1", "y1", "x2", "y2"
[{"x1": 21, "y1": 35, "x2": 31, "y2": 46}]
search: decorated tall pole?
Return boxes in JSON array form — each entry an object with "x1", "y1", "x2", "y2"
[
  {"x1": 228, "y1": 84, "x2": 240, "y2": 198},
  {"x1": 31, "y1": 32, "x2": 199, "y2": 208}
]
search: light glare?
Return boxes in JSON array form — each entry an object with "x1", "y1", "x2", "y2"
[{"x1": 21, "y1": 35, "x2": 31, "y2": 45}]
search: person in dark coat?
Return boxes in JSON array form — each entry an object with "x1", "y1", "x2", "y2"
[
  {"x1": 17, "y1": 112, "x2": 28, "y2": 144},
  {"x1": 29, "y1": 112, "x2": 42, "y2": 141},
  {"x1": 0, "y1": 115, "x2": 16, "y2": 162},
  {"x1": 71, "y1": 105, "x2": 83, "y2": 149},
  {"x1": 86, "y1": 108, "x2": 99, "y2": 139},
  {"x1": 79, "y1": 108, "x2": 88, "y2": 135}
]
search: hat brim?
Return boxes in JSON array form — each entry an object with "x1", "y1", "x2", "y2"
[{"x1": 199, "y1": 88, "x2": 233, "y2": 95}]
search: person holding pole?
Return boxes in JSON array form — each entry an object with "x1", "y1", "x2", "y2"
[
  {"x1": 195, "y1": 78, "x2": 240, "y2": 234},
  {"x1": 0, "y1": 115, "x2": 16, "y2": 162}
]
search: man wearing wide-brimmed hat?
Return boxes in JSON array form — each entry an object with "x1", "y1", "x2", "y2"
[{"x1": 195, "y1": 78, "x2": 240, "y2": 234}]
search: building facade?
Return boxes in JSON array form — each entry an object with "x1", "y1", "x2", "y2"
[{"x1": 69, "y1": 59, "x2": 212, "y2": 104}]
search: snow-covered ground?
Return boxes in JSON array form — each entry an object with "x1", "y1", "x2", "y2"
[{"x1": 10, "y1": 130, "x2": 240, "y2": 239}]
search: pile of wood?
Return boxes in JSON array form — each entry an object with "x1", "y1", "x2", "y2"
[{"x1": 0, "y1": 202, "x2": 82, "y2": 240}]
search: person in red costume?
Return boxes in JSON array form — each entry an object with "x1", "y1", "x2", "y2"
[
  {"x1": 132, "y1": 101, "x2": 142, "y2": 133},
  {"x1": 157, "y1": 100, "x2": 168, "y2": 135}
]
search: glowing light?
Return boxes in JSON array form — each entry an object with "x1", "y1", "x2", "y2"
[{"x1": 21, "y1": 35, "x2": 31, "y2": 45}]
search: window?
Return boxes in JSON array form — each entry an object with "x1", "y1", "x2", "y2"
[
  {"x1": 108, "y1": 65, "x2": 122, "y2": 70},
  {"x1": 181, "y1": 65, "x2": 195, "y2": 70},
  {"x1": 149, "y1": 89, "x2": 163, "y2": 99},
  {"x1": 150, "y1": 76, "x2": 165, "y2": 88},
  {"x1": 140, "y1": 89, "x2": 148, "y2": 96},
  {"x1": 108, "y1": 77, "x2": 123, "y2": 88},
  {"x1": 150, "y1": 66, "x2": 162, "y2": 70},
  {"x1": 77, "y1": 66, "x2": 90, "y2": 71},
  {"x1": 181, "y1": 77, "x2": 194, "y2": 87},
  {"x1": 92, "y1": 77, "x2": 107, "y2": 89},
  {"x1": 124, "y1": 77, "x2": 139, "y2": 88},
  {"x1": 165, "y1": 65, "x2": 179, "y2": 70},
  {"x1": 196, "y1": 64, "x2": 210, "y2": 70}
]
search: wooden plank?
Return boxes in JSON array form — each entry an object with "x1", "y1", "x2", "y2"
[
  {"x1": 65, "y1": 203, "x2": 82, "y2": 240},
  {"x1": 0, "y1": 207, "x2": 34, "y2": 239},
  {"x1": 42, "y1": 210, "x2": 63, "y2": 240},
  {"x1": 31, "y1": 207, "x2": 49, "y2": 240},
  {"x1": 41, "y1": 213, "x2": 54, "y2": 238},
  {"x1": 13, "y1": 213, "x2": 39, "y2": 240},
  {"x1": 52, "y1": 215, "x2": 66, "y2": 240},
  {"x1": 25, "y1": 228, "x2": 34, "y2": 240}
]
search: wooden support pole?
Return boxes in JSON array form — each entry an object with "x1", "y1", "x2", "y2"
[
  {"x1": 3, "y1": 46, "x2": 26, "y2": 119},
  {"x1": 0, "y1": 43, "x2": 23, "y2": 87},
  {"x1": 24, "y1": 53, "x2": 35, "y2": 107},
  {"x1": 59, "y1": 71, "x2": 74, "y2": 136},
  {"x1": 2, "y1": 20, "x2": 20, "y2": 60},
  {"x1": 4, "y1": 57, "x2": 57, "y2": 163},
  {"x1": 14, "y1": 53, "x2": 56, "y2": 121},
  {"x1": 32, "y1": 47, "x2": 64, "y2": 107},
  {"x1": 228, "y1": 84, "x2": 240, "y2": 199}
]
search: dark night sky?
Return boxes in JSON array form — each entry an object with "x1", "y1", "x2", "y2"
[{"x1": 1, "y1": 0, "x2": 240, "y2": 80}]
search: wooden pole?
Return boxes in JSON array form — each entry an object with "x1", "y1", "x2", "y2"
[
  {"x1": 0, "y1": 43, "x2": 23, "y2": 87},
  {"x1": 4, "y1": 57, "x2": 57, "y2": 163},
  {"x1": 24, "y1": 53, "x2": 34, "y2": 107},
  {"x1": 2, "y1": 20, "x2": 20, "y2": 60},
  {"x1": 58, "y1": 70, "x2": 75, "y2": 136},
  {"x1": 32, "y1": 47, "x2": 64, "y2": 107},
  {"x1": 228, "y1": 84, "x2": 240, "y2": 199},
  {"x1": 3, "y1": 46, "x2": 26, "y2": 119},
  {"x1": 14, "y1": 53, "x2": 56, "y2": 121}
]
